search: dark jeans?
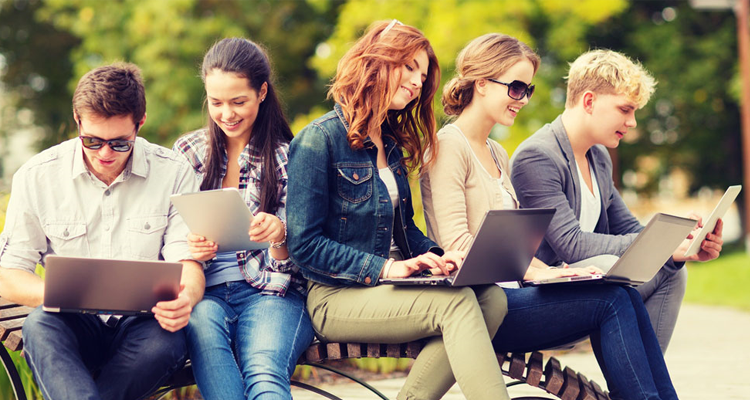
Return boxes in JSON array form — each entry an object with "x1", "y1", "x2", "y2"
[
  {"x1": 492, "y1": 285, "x2": 677, "y2": 400},
  {"x1": 23, "y1": 307, "x2": 187, "y2": 400}
]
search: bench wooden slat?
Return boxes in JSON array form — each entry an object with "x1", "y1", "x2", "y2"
[
  {"x1": 0, "y1": 318, "x2": 25, "y2": 341},
  {"x1": 303, "y1": 342, "x2": 325, "y2": 364},
  {"x1": 346, "y1": 342, "x2": 362, "y2": 359},
  {"x1": 509, "y1": 352, "x2": 526, "y2": 379},
  {"x1": 326, "y1": 343, "x2": 343, "y2": 360},
  {"x1": 526, "y1": 351, "x2": 544, "y2": 387},
  {"x1": 405, "y1": 341, "x2": 422, "y2": 358},
  {"x1": 543, "y1": 356, "x2": 564, "y2": 395},
  {"x1": 386, "y1": 343, "x2": 400, "y2": 358},
  {"x1": 560, "y1": 366, "x2": 580, "y2": 400},
  {"x1": 590, "y1": 379, "x2": 608, "y2": 400},
  {"x1": 0, "y1": 307, "x2": 32, "y2": 322},
  {"x1": 577, "y1": 372, "x2": 597, "y2": 400},
  {"x1": 0, "y1": 299, "x2": 19, "y2": 309},
  {"x1": 5, "y1": 330, "x2": 22, "y2": 352},
  {"x1": 366, "y1": 343, "x2": 380, "y2": 358}
]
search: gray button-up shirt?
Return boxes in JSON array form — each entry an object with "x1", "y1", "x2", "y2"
[{"x1": 0, "y1": 137, "x2": 199, "y2": 273}]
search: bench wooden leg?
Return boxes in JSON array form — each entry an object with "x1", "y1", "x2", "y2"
[{"x1": 0, "y1": 346, "x2": 27, "y2": 400}]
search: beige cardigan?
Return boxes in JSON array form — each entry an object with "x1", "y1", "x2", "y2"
[{"x1": 421, "y1": 124, "x2": 518, "y2": 252}]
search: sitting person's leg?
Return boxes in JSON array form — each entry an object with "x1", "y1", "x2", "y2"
[
  {"x1": 493, "y1": 285, "x2": 677, "y2": 400},
  {"x1": 622, "y1": 286, "x2": 678, "y2": 400},
  {"x1": 398, "y1": 284, "x2": 507, "y2": 398},
  {"x1": 635, "y1": 266, "x2": 688, "y2": 353},
  {"x1": 235, "y1": 287, "x2": 314, "y2": 400},
  {"x1": 185, "y1": 284, "x2": 245, "y2": 400},
  {"x1": 23, "y1": 308, "x2": 107, "y2": 400},
  {"x1": 95, "y1": 315, "x2": 187, "y2": 400},
  {"x1": 306, "y1": 282, "x2": 509, "y2": 400}
]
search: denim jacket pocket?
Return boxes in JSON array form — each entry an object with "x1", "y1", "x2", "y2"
[
  {"x1": 126, "y1": 215, "x2": 168, "y2": 260},
  {"x1": 337, "y1": 166, "x2": 373, "y2": 203},
  {"x1": 45, "y1": 221, "x2": 89, "y2": 256}
]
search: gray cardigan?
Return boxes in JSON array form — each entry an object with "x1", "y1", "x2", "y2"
[{"x1": 510, "y1": 115, "x2": 683, "y2": 274}]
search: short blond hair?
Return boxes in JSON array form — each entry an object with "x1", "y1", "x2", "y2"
[{"x1": 565, "y1": 49, "x2": 656, "y2": 109}]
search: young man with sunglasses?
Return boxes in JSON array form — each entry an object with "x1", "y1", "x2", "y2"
[
  {"x1": 0, "y1": 62, "x2": 204, "y2": 399},
  {"x1": 510, "y1": 49, "x2": 723, "y2": 354}
]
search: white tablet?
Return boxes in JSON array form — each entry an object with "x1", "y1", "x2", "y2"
[
  {"x1": 170, "y1": 188, "x2": 270, "y2": 252},
  {"x1": 684, "y1": 185, "x2": 742, "y2": 257}
]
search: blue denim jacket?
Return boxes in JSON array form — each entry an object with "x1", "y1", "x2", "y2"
[{"x1": 287, "y1": 104, "x2": 441, "y2": 287}]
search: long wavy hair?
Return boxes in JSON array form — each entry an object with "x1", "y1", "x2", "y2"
[
  {"x1": 200, "y1": 38, "x2": 293, "y2": 214},
  {"x1": 328, "y1": 20, "x2": 440, "y2": 172}
]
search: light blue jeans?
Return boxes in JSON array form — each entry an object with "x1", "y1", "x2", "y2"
[{"x1": 186, "y1": 281, "x2": 314, "y2": 400}]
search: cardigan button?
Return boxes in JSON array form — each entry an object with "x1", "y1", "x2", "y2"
[{"x1": 364, "y1": 277, "x2": 372, "y2": 284}]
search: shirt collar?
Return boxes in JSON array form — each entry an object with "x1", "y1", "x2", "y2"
[{"x1": 130, "y1": 137, "x2": 148, "y2": 178}]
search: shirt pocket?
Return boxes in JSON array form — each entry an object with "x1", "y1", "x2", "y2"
[
  {"x1": 126, "y1": 215, "x2": 168, "y2": 260},
  {"x1": 337, "y1": 166, "x2": 373, "y2": 204},
  {"x1": 45, "y1": 222, "x2": 90, "y2": 256}
]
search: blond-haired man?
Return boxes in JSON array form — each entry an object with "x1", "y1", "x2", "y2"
[{"x1": 511, "y1": 49, "x2": 723, "y2": 353}]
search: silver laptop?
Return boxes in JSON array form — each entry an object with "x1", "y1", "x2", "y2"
[
  {"x1": 525, "y1": 213, "x2": 696, "y2": 286},
  {"x1": 379, "y1": 208, "x2": 555, "y2": 287},
  {"x1": 43, "y1": 256, "x2": 183, "y2": 315},
  {"x1": 170, "y1": 188, "x2": 269, "y2": 252}
]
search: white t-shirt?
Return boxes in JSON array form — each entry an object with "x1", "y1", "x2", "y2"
[
  {"x1": 576, "y1": 161, "x2": 601, "y2": 233},
  {"x1": 379, "y1": 167, "x2": 401, "y2": 253}
]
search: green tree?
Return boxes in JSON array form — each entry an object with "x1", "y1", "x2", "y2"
[
  {"x1": 307, "y1": 0, "x2": 628, "y2": 154},
  {"x1": 0, "y1": 0, "x2": 79, "y2": 149},
  {"x1": 589, "y1": 1, "x2": 742, "y2": 195},
  {"x1": 1, "y1": 0, "x2": 342, "y2": 148}
]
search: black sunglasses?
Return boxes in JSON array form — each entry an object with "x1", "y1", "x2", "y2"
[
  {"x1": 487, "y1": 79, "x2": 535, "y2": 101},
  {"x1": 78, "y1": 122, "x2": 138, "y2": 152}
]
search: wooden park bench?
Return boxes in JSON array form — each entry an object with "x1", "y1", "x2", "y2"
[{"x1": 1, "y1": 299, "x2": 610, "y2": 400}]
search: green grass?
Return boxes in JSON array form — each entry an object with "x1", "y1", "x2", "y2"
[{"x1": 684, "y1": 251, "x2": 750, "y2": 312}]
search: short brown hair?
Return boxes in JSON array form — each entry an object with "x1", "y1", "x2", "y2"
[{"x1": 72, "y1": 62, "x2": 146, "y2": 124}]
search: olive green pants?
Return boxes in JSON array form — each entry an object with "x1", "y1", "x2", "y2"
[{"x1": 306, "y1": 282, "x2": 509, "y2": 400}]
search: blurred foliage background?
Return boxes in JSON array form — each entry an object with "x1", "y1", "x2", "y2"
[
  {"x1": 0, "y1": 0, "x2": 745, "y2": 196},
  {"x1": 0, "y1": 0, "x2": 748, "y2": 398}
]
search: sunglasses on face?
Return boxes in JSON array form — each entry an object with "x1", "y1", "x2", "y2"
[
  {"x1": 77, "y1": 122, "x2": 138, "y2": 152},
  {"x1": 487, "y1": 79, "x2": 535, "y2": 101}
]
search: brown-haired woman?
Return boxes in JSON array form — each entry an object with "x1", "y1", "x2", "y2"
[{"x1": 287, "y1": 21, "x2": 511, "y2": 400}]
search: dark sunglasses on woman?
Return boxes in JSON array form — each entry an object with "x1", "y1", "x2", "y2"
[{"x1": 488, "y1": 78, "x2": 535, "y2": 101}]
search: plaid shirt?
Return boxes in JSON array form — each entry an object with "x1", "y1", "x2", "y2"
[{"x1": 173, "y1": 129, "x2": 306, "y2": 296}]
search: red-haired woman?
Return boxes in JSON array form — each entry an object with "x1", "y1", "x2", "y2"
[{"x1": 287, "y1": 21, "x2": 511, "y2": 400}]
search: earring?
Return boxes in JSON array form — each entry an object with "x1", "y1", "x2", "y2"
[{"x1": 260, "y1": 97, "x2": 265, "y2": 102}]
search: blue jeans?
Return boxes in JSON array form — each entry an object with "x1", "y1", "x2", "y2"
[
  {"x1": 492, "y1": 285, "x2": 677, "y2": 400},
  {"x1": 186, "y1": 281, "x2": 314, "y2": 400},
  {"x1": 23, "y1": 307, "x2": 187, "y2": 400},
  {"x1": 636, "y1": 266, "x2": 687, "y2": 353}
]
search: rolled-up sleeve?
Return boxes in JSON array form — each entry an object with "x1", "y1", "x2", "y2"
[
  {"x1": 0, "y1": 169, "x2": 46, "y2": 273},
  {"x1": 161, "y1": 162, "x2": 201, "y2": 263}
]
